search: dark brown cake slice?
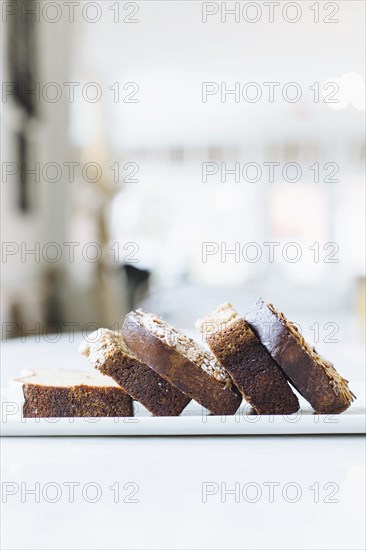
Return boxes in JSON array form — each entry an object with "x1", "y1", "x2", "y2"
[
  {"x1": 80, "y1": 329, "x2": 191, "y2": 416},
  {"x1": 196, "y1": 303, "x2": 300, "y2": 415},
  {"x1": 18, "y1": 369, "x2": 133, "y2": 418},
  {"x1": 122, "y1": 310, "x2": 242, "y2": 415},
  {"x1": 245, "y1": 299, "x2": 356, "y2": 414}
]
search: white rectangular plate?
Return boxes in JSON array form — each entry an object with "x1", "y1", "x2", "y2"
[
  {"x1": 2, "y1": 334, "x2": 364, "y2": 436},
  {"x1": 1, "y1": 399, "x2": 365, "y2": 436}
]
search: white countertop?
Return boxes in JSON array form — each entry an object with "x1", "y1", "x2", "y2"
[{"x1": 1, "y1": 335, "x2": 365, "y2": 550}]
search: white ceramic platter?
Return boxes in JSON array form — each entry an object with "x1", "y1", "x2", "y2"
[{"x1": 1, "y1": 396, "x2": 365, "y2": 436}]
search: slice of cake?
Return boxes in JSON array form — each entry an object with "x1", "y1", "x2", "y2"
[
  {"x1": 122, "y1": 310, "x2": 242, "y2": 415},
  {"x1": 80, "y1": 329, "x2": 191, "y2": 416},
  {"x1": 18, "y1": 369, "x2": 133, "y2": 418},
  {"x1": 245, "y1": 299, "x2": 356, "y2": 414},
  {"x1": 196, "y1": 303, "x2": 300, "y2": 415}
]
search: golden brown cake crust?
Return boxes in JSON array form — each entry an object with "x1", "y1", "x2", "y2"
[
  {"x1": 122, "y1": 312, "x2": 242, "y2": 415},
  {"x1": 197, "y1": 303, "x2": 299, "y2": 415},
  {"x1": 246, "y1": 299, "x2": 356, "y2": 414}
]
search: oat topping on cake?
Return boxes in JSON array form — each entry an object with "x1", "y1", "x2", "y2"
[
  {"x1": 267, "y1": 302, "x2": 356, "y2": 404},
  {"x1": 196, "y1": 302, "x2": 239, "y2": 337},
  {"x1": 80, "y1": 328, "x2": 138, "y2": 367},
  {"x1": 128, "y1": 310, "x2": 232, "y2": 385}
]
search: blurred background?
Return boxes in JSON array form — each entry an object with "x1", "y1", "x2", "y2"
[{"x1": 1, "y1": 0, "x2": 365, "y2": 346}]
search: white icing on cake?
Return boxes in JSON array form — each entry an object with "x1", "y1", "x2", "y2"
[{"x1": 17, "y1": 368, "x2": 120, "y2": 388}]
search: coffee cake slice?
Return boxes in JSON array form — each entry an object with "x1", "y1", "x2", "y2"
[
  {"x1": 80, "y1": 329, "x2": 190, "y2": 416},
  {"x1": 18, "y1": 369, "x2": 133, "y2": 418},
  {"x1": 245, "y1": 299, "x2": 356, "y2": 414},
  {"x1": 122, "y1": 310, "x2": 242, "y2": 415},
  {"x1": 196, "y1": 303, "x2": 299, "y2": 415}
]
